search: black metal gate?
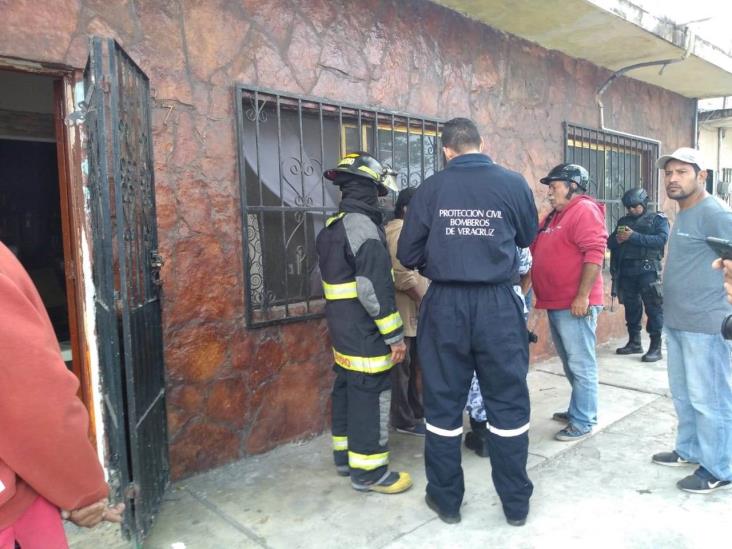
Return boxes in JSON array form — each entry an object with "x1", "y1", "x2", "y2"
[{"x1": 84, "y1": 36, "x2": 169, "y2": 544}]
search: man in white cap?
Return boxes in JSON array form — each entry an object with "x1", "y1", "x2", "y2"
[{"x1": 651, "y1": 147, "x2": 732, "y2": 493}]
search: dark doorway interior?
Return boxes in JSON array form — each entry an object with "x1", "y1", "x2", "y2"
[
  {"x1": 0, "y1": 140, "x2": 67, "y2": 342},
  {"x1": 0, "y1": 70, "x2": 72, "y2": 367}
]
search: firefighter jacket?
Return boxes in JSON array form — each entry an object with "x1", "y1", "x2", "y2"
[
  {"x1": 608, "y1": 210, "x2": 669, "y2": 276},
  {"x1": 316, "y1": 198, "x2": 404, "y2": 374}
]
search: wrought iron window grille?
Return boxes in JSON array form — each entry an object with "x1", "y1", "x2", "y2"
[
  {"x1": 235, "y1": 85, "x2": 443, "y2": 327},
  {"x1": 564, "y1": 123, "x2": 660, "y2": 269}
]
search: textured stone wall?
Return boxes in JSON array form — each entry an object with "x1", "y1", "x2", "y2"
[{"x1": 0, "y1": 0, "x2": 695, "y2": 479}]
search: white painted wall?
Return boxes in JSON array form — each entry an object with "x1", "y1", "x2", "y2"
[{"x1": 699, "y1": 123, "x2": 732, "y2": 204}]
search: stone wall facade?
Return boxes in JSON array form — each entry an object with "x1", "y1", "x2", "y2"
[{"x1": 0, "y1": 0, "x2": 695, "y2": 479}]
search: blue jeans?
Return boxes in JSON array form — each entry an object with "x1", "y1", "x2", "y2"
[
  {"x1": 547, "y1": 307, "x2": 601, "y2": 432},
  {"x1": 665, "y1": 327, "x2": 732, "y2": 481}
]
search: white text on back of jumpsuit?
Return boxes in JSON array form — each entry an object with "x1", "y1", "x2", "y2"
[{"x1": 439, "y1": 209, "x2": 502, "y2": 237}]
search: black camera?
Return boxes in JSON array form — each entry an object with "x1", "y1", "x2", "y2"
[
  {"x1": 528, "y1": 331, "x2": 538, "y2": 344},
  {"x1": 723, "y1": 315, "x2": 732, "y2": 341}
]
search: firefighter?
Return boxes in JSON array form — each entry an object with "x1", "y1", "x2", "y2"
[
  {"x1": 316, "y1": 151, "x2": 412, "y2": 494},
  {"x1": 398, "y1": 118, "x2": 538, "y2": 526},
  {"x1": 608, "y1": 188, "x2": 669, "y2": 362}
]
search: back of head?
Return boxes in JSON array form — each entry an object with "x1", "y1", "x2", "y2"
[
  {"x1": 441, "y1": 118, "x2": 481, "y2": 154},
  {"x1": 394, "y1": 187, "x2": 417, "y2": 219}
]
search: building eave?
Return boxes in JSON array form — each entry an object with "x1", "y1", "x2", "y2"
[{"x1": 431, "y1": 0, "x2": 732, "y2": 99}]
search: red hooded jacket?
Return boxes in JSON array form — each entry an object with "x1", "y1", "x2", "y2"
[
  {"x1": 531, "y1": 195, "x2": 607, "y2": 310},
  {"x1": 0, "y1": 242, "x2": 108, "y2": 529}
]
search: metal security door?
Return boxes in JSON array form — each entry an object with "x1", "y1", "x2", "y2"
[{"x1": 84, "y1": 36, "x2": 169, "y2": 544}]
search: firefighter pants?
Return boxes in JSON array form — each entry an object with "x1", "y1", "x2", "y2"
[
  {"x1": 331, "y1": 365, "x2": 392, "y2": 484},
  {"x1": 419, "y1": 282, "x2": 533, "y2": 520}
]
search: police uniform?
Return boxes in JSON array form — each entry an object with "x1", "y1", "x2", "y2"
[
  {"x1": 608, "y1": 203, "x2": 669, "y2": 360},
  {"x1": 316, "y1": 152, "x2": 411, "y2": 494},
  {"x1": 397, "y1": 152, "x2": 538, "y2": 523}
]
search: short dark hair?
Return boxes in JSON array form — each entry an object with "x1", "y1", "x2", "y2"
[
  {"x1": 441, "y1": 118, "x2": 481, "y2": 153},
  {"x1": 394, "y1": 187, "x2": 417, "y2": 219}
]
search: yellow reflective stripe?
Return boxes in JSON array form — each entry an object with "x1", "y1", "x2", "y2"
[
  {"x1": 357, "y1": 165, "x2": 379, "y2": 180},
  {"x1": 326, "y1": 212, "x2": 346, "y2": 227},
  {"x1": 333, "y1": 348, "x2": 393, "y2": 373},
  {"x1": 374, "y1": 312, "x2": 403, "y2": 335},
  {"x1": 322, "y1": 280, "x2": 358, "y2": 300},
  {"x1": 348, "y1": 450, "x2": 389, "y2": 470},
  {"x1": 332, "y1": 436, "x2": 348, "y2": 451}
]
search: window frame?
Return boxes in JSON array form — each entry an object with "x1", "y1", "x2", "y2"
[
  {"x1": 235, "y1": 85, "x2": 443, "y2": 328},
  {"x1": 564, "y1": 122, "x2": 660, "y2": 233}
]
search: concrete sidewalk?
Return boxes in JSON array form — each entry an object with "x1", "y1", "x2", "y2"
[{"x1": 69, "y1": 337, "x2": 730, "y2": 549}]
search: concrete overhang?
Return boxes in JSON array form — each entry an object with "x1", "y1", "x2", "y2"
[
  {"x1": 431, "y1": 0, "x2": 732, "y2": 99},
  {"x1": 699, "y1": 109, "x2": 732, "y2": 128}
]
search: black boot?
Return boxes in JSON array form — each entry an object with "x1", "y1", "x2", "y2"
[
  {"x1": 642, "y1": 335, "x2": 662, "y2": 362},
  {"x1": 616, "y1": 332, "x2": 643, "y2": 355},
  {"x1": 464, "y1": 418, "x2": 490, "y2": 457}
]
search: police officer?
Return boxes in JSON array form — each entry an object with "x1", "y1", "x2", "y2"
[
  {"x1": 398, "y1": 118, "x2": 538, "y2": 526},
  {"x1": 608, "y1": 188, "x2": 669, "y2": 362},
  {"x1": 317, "y1": 151, "x2": 412, "y2": 494}
]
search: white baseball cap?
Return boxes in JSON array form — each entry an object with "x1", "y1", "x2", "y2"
[{"x1": 655, "y1": 147, "x2": 708, "y2": 170}]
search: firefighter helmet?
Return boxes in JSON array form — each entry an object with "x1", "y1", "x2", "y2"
[
  {"x1": 621, "y1": 188, "x2": 649, "y2": 209},
  {"x1": 540, "y1": 163, "x2": 590, "y2": 191},
  {"x1": 324, "y1": 152, "x2": 399, "y2": 196}
]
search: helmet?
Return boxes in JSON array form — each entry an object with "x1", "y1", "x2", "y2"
[
  {"x1": 540, "y1": 163, "x2": 590, "y2": 191},
  {"x1": 324, "y1": 152, "x2": 399, "y2": 197},
  {"x1": 621, "y1": 188, "x2": 649, "y2": 209}
]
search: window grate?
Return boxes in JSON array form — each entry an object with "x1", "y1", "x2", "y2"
[
  {"x1": 235, "y1": 86, "x2": 443, "y2": 327},
  {"x1": 564, "y1": 123, "x2": 660, "y2": 236}
]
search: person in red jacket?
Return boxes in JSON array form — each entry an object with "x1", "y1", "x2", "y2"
[
  {"x1": 530, "y1": 164, "x2": 607, "y2": 442},
  {"x1": 0, "y1": 241, "x2": 123, "y2": 549}
]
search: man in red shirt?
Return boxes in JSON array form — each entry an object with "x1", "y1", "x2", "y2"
[
  {"x1": 0, "y1": 242, "x2": 123, "y2": 548},
  {"x1": 530, "y1": 164, "x2": 607, "y2": 442}
]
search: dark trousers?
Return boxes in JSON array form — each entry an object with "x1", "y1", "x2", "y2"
[
  {"x1": 331, "y1": 365, "x2": 392, "y2": 484},
  {"x1": 619, "y1": 272, "x2": 663, "y2": 336},
  {"x1": 418, "y1": 283, "x2": 533, "y2": 520},
  {"x1": 390, "y1": 337, "x2": 424, "y2": 429}
]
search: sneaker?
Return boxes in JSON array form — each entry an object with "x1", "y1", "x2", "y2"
[
  {"x1": 396, "y1": 423, "x2": 426, "y2": 437},
  {"x1": 651, "y1": 450, "x2": 696, "y2": 467},
  {"x1": 352, "y1": 471, "x2": 413, "y2": 494},
  {"x1": 425, "y1": 493, "x2": 461, "y2": 524},
  {"x1": 552, "y1": 411, "x2": 569, "y2": 423},
  {"x1": 677, "y1": 468, "x2": 732, "y2": 494},
  {"x1": 335, "y1": 464, "x2": 350, "y2": 477},
  {"x1": 554, "y1": 424, "x2": 592, "y2": 442}
]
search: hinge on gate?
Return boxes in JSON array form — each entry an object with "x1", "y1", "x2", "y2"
[
  {"x1": 150, "y1": 250, "x2": 165, "y2": 287},
  {"x1": 124, "y1": 482, "x2": 141, "y2": 501},
  {"x1": 65, "y1": 81, "x2": 97, "y2": 126}
]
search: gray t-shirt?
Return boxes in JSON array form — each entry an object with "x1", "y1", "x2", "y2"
[{"x1": 664, "y1": 196, "x2": 732, "y2": 334}]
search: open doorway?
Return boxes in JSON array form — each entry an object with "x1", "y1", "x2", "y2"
[{"x1": 0, "y1": 69, "x2": 93, "y2": 438}]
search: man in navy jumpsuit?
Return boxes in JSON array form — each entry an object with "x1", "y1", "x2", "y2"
[{"x1": 397, "y1": 118, "x2": 538, "y2": 525}]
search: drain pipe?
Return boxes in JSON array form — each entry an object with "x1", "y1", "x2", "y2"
[{"x1": 596, "y1": 27, "x2": 695, "y2": 143}]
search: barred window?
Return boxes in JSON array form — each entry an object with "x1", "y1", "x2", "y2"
[
  {"x1": 722, "y1": 168, "x2": 732, "y2": 183},
  {"x1": 564, "y1": 123, "x2": 660, "y2": 234},
  {"x1": 236, "y1": 86, "x2": 442, "y2": 327}
]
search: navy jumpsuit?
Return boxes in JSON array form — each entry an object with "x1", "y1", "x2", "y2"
[{"x1": 397, "y1": 153, "x2": 538, "y2": 521}]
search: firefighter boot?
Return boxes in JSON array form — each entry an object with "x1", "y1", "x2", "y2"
[
  {"x1": 642, "y1": 335, "x2": 662, "y2": 362},
  {"x1": 464, "y1": 418, "x2": 490, "y2": 458},
  {"x1": 352, "y1": 471, "x2": 413, "y2": 494},
  {"x1": 616, "y1": 332, "x2": 643, "y2": 355}
]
